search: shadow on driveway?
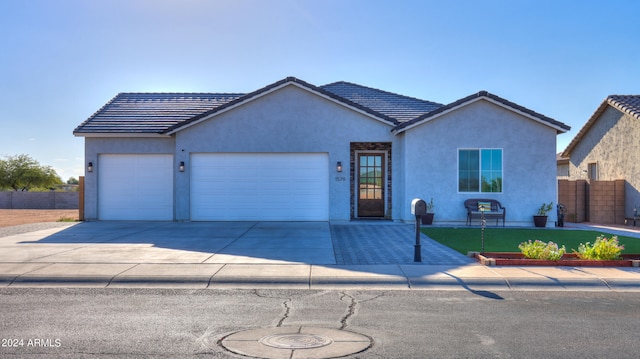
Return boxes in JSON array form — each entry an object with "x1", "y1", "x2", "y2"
[{"x1": 5, "y1": 221, "x2": 473, "y2": 273}]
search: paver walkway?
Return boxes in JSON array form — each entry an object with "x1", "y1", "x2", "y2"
[{"x1": 331, "y1": 223, "x2": 474, "y2": 265}]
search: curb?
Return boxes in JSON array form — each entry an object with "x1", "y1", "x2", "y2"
[{"x1": 2, "y1": 264, "x2": 640, "y2": 291}]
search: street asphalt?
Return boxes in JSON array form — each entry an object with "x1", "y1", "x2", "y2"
[{"x1": 1, "y1": 220, "x2": 639, "y2": 291}]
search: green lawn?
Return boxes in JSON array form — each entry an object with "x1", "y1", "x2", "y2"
[{"x1": 422, "y1": 227, "x2": 640, "y2": 255}]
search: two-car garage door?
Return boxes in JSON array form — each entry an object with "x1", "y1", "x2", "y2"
[{"x1": 190, "y1": 153, "x2": 329, "y2": 221}]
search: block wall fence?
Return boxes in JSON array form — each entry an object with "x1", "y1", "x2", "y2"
[
  {"x1": 558, "y1": 179, "x2": 625, "y2": 224},
  {"x1": 0, "y1": 191, "x2": 79, "y2": 209}
]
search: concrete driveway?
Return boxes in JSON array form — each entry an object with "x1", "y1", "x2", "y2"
[
  {"x1": 2, "y1": 221, "x2": 640, "y2": 291},
  {"x1": 0, "y1": 220, "x2": 472, "y2": 265},
  {"x1": 0, "y1": 221, "x2": 338, "y2": 265}
]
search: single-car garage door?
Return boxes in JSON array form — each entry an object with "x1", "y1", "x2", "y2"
[
  {"x1": 191, "y1": 153, "x2": 329, "y2": 221},
  {"x1": 98, "y1": 154, "x2": 174, "y2": 220}
]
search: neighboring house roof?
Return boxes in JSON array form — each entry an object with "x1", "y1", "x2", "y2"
[
  {"x1": 393, "y1": 91, "x2": 570, "y2": 134},
  {"x1": 73, "y1": 77, "x2": 569, "y2": 136},
  {"x1": 556, "y1": 152, "x2": 569, "y2": 165},
  {"x1": 562, "y1": 95, "x2": 640, "y2": 157},
  {"x1": 320, "y1": 81, "x2": 443, "y2": 122}
]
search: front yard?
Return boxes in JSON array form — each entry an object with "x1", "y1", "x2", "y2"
[{"x1": 422, "y1": 227, "x2": 640, "y2": 255}]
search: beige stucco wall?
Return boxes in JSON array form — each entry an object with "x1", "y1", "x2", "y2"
[
  {"x1": 568, "y1": 106, "x2": 640, "y2": 216},
  {"x1": 557, "y1": 161, "x2": 569, "y2": 178}
]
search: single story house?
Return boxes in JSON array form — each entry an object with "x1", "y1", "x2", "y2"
[
  {"x1": 74, "y1": 77, "x2": 570, "y2": 225},
  {"x1": 561, "y1": 95, "x2": 640, "y2": 219}
]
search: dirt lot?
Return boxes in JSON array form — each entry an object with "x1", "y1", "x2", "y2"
[{"x1": 0, "y1": 209, "x2": 79, "y2": 228}]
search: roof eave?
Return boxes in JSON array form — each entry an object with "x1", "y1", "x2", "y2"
[
  {"x1": 561, "y1": 99, "x2": 610, "y2": 157},
  {"x1": 73, "y1": 132, "x2": 171, "y2": 138},
  {"x1": 393, "y1": 92, "x2": 570, "y2": 135}
]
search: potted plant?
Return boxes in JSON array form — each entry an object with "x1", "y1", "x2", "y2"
[
  {"x1": 533, "y1": 201, "x2": 553, "y2": 227},
  {"x1": 421, "y1": 198, "x2": 435, "y2": 225}
]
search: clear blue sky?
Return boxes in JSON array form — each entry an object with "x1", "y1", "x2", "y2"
[{"x1": 1, "y1": 0, "x2": 638, "y2": 180}]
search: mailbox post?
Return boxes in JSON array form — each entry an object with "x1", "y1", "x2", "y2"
[{"x1": 411, "y1": 198, "x2": 427, "y2": 262}]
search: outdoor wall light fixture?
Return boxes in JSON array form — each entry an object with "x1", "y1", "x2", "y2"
[
  {"x1": 87, "y1": 162, "x2": 93, "y2": 173},
  {"x1": 179, "y1": 161, "x2": 185, "y2": 172},
  {"x1": 336, "y1": 161, "x2": 343, "y2": 172}
]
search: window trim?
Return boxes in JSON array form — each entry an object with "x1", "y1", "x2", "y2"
[{"x1": 457, "y1": 148, "x2": 503, "y2": 194}]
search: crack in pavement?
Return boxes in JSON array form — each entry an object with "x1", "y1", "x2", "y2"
[
  {"x1": 276, "y1": 298, "x2": 292, "y2": 327},
  {"x1": 339, "y1": 292, "x2": 357, "y2": 330},
  {"x1": 339, "y1": 291, "x2": 388, "y2": 330},
  {"x1": 251, "y1": 290, "x2": 388, "y2": 331},
  {"x1": 252, "y1": 289, "x2": 293, "y2": 328}
]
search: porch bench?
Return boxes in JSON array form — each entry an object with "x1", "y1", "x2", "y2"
[{"x1": 464, "y1": 199, "x2": 506, "y2": 227}]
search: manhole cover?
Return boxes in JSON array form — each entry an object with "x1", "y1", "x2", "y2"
[
  {"x1": 259, "y1": 333, "x2": 333, "y2": 349},
  {"x1": 221, "y1": 326, "x2": 371, "y2": 359}
]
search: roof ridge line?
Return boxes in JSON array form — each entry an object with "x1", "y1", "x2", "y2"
[
  {"x1": 163, "y1": 76, "x2": 398, "y2": 133},
  {"x1": 322, "y1": 81, "x2": 443, "y2": 106},
  {"x1": 115, "y1": 92, "x2": 247, "y2": 95}
]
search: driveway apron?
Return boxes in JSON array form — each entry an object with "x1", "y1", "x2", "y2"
[{"x1": 0, "y1": 221, "x2": 473, "y2": 266}]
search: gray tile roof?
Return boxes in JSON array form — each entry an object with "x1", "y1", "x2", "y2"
[
  {"x1": 73, "y1": 93, "x2": 243, "y2": 134},
  {"x1": 75, "y1": 78, "x2": 441, "y2": 135},
  {"x1": 562, "y1": 94, "x2": 640, "y2": 156},
  {"x1": 73, "y1": 77, "x2": 568, "y2": 136},
  {"x1": 320, "y1": 81, "x2": 443, "y2": 122},
  {"x1": 608, "y1": 95, "x2": 640, "y2": 119}
]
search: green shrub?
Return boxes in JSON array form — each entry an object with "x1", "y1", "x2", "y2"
[
  {"x1": 574, "y1": 235, "x2": 624, "y2": 260},
  {"x1": 518, "y1": 240, "x2": 566, "y2": 260}
]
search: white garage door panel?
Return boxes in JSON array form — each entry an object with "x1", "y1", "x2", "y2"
[
  {"x1": 98, "y1": 154, "x2": 173, "y2": 220},
  {"x1": 191, "y1": 153, "x2": 329, "y2": 221}
]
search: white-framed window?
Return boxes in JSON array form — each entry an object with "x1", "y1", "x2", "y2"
[{"x1": 458, "y1": 149, "x2": 503, "y2": 193}]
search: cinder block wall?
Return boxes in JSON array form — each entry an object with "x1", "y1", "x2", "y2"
[
  {"x1": 558, "y1": 179, "x2": 587, "y2": 222},
  {"x1": 558, "y1": 179, "x2": 625, "y2": 224},
  {"x1": 0, "y1": 192, "x2": 79, "y2": 209}
]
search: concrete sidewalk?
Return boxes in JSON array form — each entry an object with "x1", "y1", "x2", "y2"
[{"x1": 0, "y1": 221, "x2": 639, "y2": 291}]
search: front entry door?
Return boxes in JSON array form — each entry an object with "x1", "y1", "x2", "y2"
[{"x1": 357, "y1": 153, "x2": 385, "y2": 217}]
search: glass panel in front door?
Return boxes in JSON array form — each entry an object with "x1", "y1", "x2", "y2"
[{"x1": 358, "y1": 153, "x2": 385, "y2": 217}]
